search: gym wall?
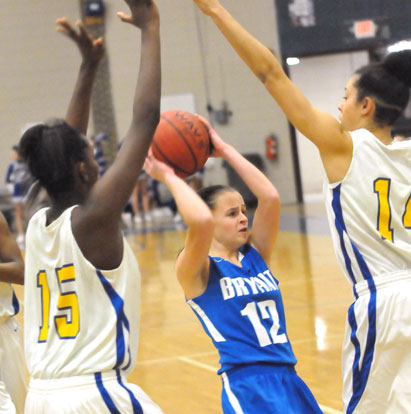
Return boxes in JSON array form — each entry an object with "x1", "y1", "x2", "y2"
[{"x1": 0, "y1": 1, "x2": 298, "y2": 203}]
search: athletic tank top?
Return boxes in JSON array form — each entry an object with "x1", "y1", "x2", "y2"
[
  {"x1": 324, "y1": 129, "x2": 411, "y2": 287},
  {"x1": 187, "y1": 244, "x2": 297, "y2": 374},
  {"x1": 24, "y1": 206, "x2": 141, "y2": 379}
]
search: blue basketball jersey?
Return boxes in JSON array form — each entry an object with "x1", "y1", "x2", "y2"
[{"x1": 187, "y1": 244, "x2": 297, "y2": 373}]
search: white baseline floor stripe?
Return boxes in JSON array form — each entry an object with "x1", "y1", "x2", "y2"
[
  {"x1": 136, "y1": 351, "x2": 217, "y2": 366},
  {"x1": 177, "y1": 356, "x2": 217, "y2": 373}
]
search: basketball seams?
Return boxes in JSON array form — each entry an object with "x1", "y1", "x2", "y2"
[
  {"x1": 161, "y1": 114, "x2": 199, "y2": 173},
  {"x1": 151, "y1": 139, "x2": 193, "y2": 176},
  {"x1": 151, "y1": 110, "x2": 211, "y2": 178}
]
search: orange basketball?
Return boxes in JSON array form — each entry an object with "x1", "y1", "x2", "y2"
[{"x1": 151, "y1": 110, "x2": 211, "y2": 178}]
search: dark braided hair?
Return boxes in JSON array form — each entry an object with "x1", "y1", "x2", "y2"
[
  {"x1": 19, "y1": 119, "x2": 89, "y2": 197},
  {"x1": 354, "y1": 50, "x2": 411, "y2": 127}
]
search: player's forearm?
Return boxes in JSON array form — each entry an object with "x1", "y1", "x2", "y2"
[
  {"x1": 164, "y1": 173, "x2": 213, "y2": 228},
  {"x1": 88, "y1": 21, "x2": 162, "y2": 220},
  {"x1": 113, "y1": 23, "x2": 161, "y2": 208},
  {"x1": 131, "y1": 21, "x2": 161, "y2": 135},
  {"x1": 65, "y1": 60, "x2": 101, "y2": 134},
  {"x1": 0, "y1": 262, "x2": 24, "y2": 285},
  {"x1": 221, "y1": 144, "x2": 279, "y2": 203},
  {"x1": 210, "y1": 6, "x2": 283, "y2": 84}
]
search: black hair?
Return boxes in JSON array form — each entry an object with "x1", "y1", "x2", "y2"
[
  {"x1": 19, "y1": 119, "x2": 89, "y2": 197},
  {"x1": 354, "y1": 50, "x2": 411, "y2": 127},
  {"x1": 198, "y1": 185, "x2": 235, "y2": 210}
]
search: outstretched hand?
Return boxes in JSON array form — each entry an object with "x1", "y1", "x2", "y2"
[
  {"x1": 117, "y1": 0, "x2": 159, "y2": 29},
  {"x1": 192, "y1": 0, "x2": 222, "y2": 16},
  {"x1": 195, "y1": 115, "x2": 228, "y2": 158},
  {"x1": 56, "y1": 18, "x2": 104, "y2": 65},
  {"x1": 144, "y1": 150, "x2": 176, "y2": 183}
]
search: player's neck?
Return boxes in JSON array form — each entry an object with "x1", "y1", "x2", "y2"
[
  {"x1": 47, "y1": 193, "x2": 85, "y2": 224},
  {"x1": 366, "y1": 124, "x2": 392, "y2": 145},
  {"x1": 209, "y1": 241, "x2": 242, "y2": 266}
]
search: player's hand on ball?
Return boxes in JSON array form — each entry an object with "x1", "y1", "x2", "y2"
[
  {"x1": 144, "y1": 151, "x2": 176, "y2": 183},
  {"x1": 195, "y1": 114, "x2": 227, "y2": 158}
]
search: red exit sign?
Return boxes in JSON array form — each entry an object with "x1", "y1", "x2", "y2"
[{"x1": 353, "y1": 20, "x2": 377, "y2": 38}]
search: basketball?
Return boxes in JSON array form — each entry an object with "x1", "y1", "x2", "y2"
[{"x1": 151, "y1": 110, "x2": 211, "y2": 178}]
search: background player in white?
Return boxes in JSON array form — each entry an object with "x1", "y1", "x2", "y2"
[
  {"x1": 191, "y1": 1, "x2": 411, "y2": 413},
  {"x1": 19, "y1": 1, "x2": 163, "y2": 412},
  {"x1": 0, "y1": 212, "x2": 26, "y2": 414},
  {"x1": 144, "y1": 119, "x2": 322, "y2": 414}
]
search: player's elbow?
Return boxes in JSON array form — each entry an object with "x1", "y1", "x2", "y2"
[
  {"x1": 260, "y1": 186, "x2": 280, "y2": 208},
  {"x1": 189, "y1": 210, "x2": 214, "y2": 234},
  {"x1": 263, "y1": 65, "x2": 286, "y2": 90},
  {"x1": 253, "y1": 53, "x2": 282, "y2": 83},
  {"x1": 199, "y1": 210, "x2": 215, "y2": 229}
]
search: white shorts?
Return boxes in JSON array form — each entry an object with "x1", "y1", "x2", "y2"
[
  {"x1": 342, "y1": 271, "x2": 411, "y2": 414},
  {"x1": 25, "y1": 370, "x2": 163, "y2": 414},
  {"x1": 0, "y1": 317, "x2": 28, "y2": 414}
]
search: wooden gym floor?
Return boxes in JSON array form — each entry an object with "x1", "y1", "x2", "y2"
[{"x1": 14, "y1": 201, "x2": 352, "y2": 414}]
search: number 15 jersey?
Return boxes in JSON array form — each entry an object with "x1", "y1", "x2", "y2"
[
  {"x1": 24, "y1": 206, "x2": 141, "y2": 379},
  {"x1": 187, "y1": 244, "x2": 297, "y2": 374}
]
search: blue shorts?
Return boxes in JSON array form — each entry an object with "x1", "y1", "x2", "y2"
[
  {"x1": 221, "y1": 364, "x2": 323, "y2": 414},
  {"x1": 12, "y1": 183, "x2": 29, "y2": 203}
]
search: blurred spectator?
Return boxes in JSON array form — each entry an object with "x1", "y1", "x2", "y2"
[
  {"x1": 186, "y1": 167, "x2": 204, "y2": 192},
  {"x1": 91, "y1": 132, "x2": 109, "y2": 177},
  {"x1": 5, "y1": 145, "x2": 33, "y2": 248},
  {"x1": 131, "y1": 170, "x2": 155, "y2": 227}
]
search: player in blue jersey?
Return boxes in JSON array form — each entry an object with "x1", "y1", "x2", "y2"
[
  {"x1": 192, "y1": 1, "x2": 411, "y2": 413},
  {"x1": 144, "y1": 118, "x2": 322, "y2": 414},
  {"x1": 18, "y1": 1, "x2": 163, "y2": 413}
]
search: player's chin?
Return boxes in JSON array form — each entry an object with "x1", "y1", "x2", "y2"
[{"x1": 238, "y1": 230, "x2": 248, "y2": 241}]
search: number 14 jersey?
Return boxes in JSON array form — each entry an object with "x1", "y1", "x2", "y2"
[
  {"x1": 324, "y1": 129, "x2": 411, "y2": 286},
  {"x1": 187, "y1": 244, "x2": 297, "y2": 374}
]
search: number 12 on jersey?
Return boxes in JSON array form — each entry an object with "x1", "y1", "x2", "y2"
[
  {"x1": 241, "y1": 300, "x2": 287, "y2": 347},
  {"x1": 37, "y1": 264, "x2": 80, "y2": 342}
]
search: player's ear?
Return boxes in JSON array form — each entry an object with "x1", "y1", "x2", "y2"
[
  {"x1": 76, "y1": 161, "x2": 89, "y2": 183},
  {"x1": 361, "y1": 96, "x2": 375, "y2": 116}
]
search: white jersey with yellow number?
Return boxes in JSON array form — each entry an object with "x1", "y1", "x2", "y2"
[
  {"x1": 24, "y1": 206, "x2": 141, "y2": 380},
  {"x1": 324, "y1": 129, "x2": 411, "y2": 414},
  {"x1": 324, "y1": 129, "x2": 411, "y2": 286}
]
